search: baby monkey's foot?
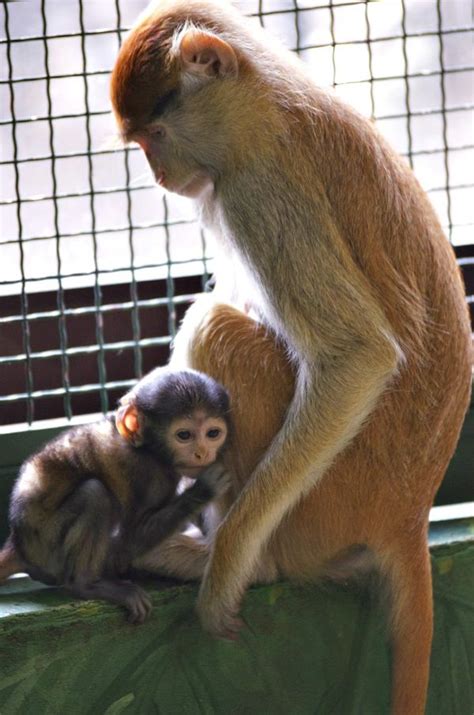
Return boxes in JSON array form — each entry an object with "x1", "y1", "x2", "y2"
[
  {"x1": 68, "y1": 578, "x2": 152, "y2": 624},
  {"x1": 120, "y1": 582, "x2": 153, "y2": 624}
]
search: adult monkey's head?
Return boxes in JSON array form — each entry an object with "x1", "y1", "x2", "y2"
[{"x1": 110, "y1": 0, "x2": 277, "y2": 199}]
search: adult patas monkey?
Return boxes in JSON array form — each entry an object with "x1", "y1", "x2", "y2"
[{"x1": 110, "y1": 2, "x2": 472, "y2": 713}]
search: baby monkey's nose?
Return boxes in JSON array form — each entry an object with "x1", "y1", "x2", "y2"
[{"x1": 194, "y1": 446, "x2": 209, "y2": 461}]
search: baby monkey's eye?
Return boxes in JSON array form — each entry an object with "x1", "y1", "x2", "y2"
[
  {"x1": 176, "y1": 430, "x2": 192, "y2": 442},
  {"x1": 207, "y1": 428, "x2": 221, "y2": 439}
]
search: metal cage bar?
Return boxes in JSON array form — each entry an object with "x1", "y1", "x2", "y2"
[
  {"x1": 2, "y1": 2, "x2": 35, "y2": 425},
  {"x1": 0, "y1": 0, "x2": 472, "y2": 428},
  {"x1": 40, "y1": 0, "x2": 73, "y2": 419}
]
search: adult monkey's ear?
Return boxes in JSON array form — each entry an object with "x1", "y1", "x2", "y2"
[
  {"x1": 178, "y1": 28, "x2": 238, "y2": 79},
  {"x1": 115, "y1": 400, "x2": 143, "y2": 446}
]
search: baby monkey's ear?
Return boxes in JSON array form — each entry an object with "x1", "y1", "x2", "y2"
[
  {"x1": 178, "y1": 28, "x2": 238, "y2": 79},
  {"x1": 115, "y1": 400, "x2": 143, "y2": 446}
]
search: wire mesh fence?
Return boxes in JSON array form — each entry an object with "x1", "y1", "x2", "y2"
[{"x1": 0, "y1": 0, "x2": 473, "y2": 428}]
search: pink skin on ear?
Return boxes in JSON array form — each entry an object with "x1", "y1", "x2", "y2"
[
  {"x1": 180, "y1": 30, "x2": 238, "y2": 78},
  {"x1": 124, "y1": 412, "x2": 139, "y2": 434},
  {"x1": 116, "y1": 405, "x2": 140, "y2": 441}
]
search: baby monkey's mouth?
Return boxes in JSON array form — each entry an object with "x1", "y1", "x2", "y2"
[{"x1": 178, "y1": 464, "x2": 212, "y2": 477}]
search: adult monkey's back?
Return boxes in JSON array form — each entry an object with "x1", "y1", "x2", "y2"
[{"x1": 110, "y1": 2, "x2": 472, "y2": 712}]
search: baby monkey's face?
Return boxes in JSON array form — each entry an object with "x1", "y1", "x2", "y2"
[{"x1": 167, "y1": 410, "x2": 228, "y2": 476}]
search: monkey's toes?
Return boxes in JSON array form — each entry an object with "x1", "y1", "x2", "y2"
[
  {"x1": 218, "y1": 614, "x2": 244, "y2": 641},
  {"x1": 124, "y1": 585, "x2": 153, "y2": 624}
]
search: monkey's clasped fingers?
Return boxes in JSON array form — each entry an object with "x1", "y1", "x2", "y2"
[{"x1": 198, "y1": 463, "x2": 231, "y2": 494}]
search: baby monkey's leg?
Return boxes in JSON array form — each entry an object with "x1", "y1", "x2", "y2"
[
  {"x1": 133, "y1": 533, "x2": 210, "y2": 580},
  {"x1": 55, "y1": 479, "x2": 151, "y2": 623}
]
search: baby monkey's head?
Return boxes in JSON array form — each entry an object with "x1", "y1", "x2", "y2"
[{"x1": 116, "y1": 367, "x2": 230, "y2": 475}]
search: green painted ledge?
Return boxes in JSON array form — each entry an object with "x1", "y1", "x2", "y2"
[
  {"x1": 0, "y1": 397, "x2": 472, "y2": 713},
  {"x1": 0, "y1": 523, "x2": 473, "y2": 715}
]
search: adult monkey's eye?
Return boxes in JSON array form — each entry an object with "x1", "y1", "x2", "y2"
[
  {"x1": 152, "y1": 89, "x2": 178, "y2": 118},
  {"x1": 149, "y1": 125, "x2": 166, "y2": 137},
  {"x1": 176, "y1": 430, "x2": 192, "y2": 441}
]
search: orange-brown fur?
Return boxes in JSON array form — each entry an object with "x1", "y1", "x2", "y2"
[
  {"x1": 194, "y1": 302, "x2": 469, "y2": 715},
  {"x1": 111, "y1": 2, "x2": 472, "y2": 711},
  {"x1": 190, "y1": 303, "x2": 469, "y2": 578},
  {"x1": 135, "y1": 299, "x2": 470, "y2": 712}
]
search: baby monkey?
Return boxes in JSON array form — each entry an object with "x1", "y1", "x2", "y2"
[{"x1": 0, "y1": 368, "x2": 230, "y2": 623}]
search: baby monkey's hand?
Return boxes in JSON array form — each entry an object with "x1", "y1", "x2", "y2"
[{"x1": 197, "y1": 462, "x2": 231, "y2": 497}]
